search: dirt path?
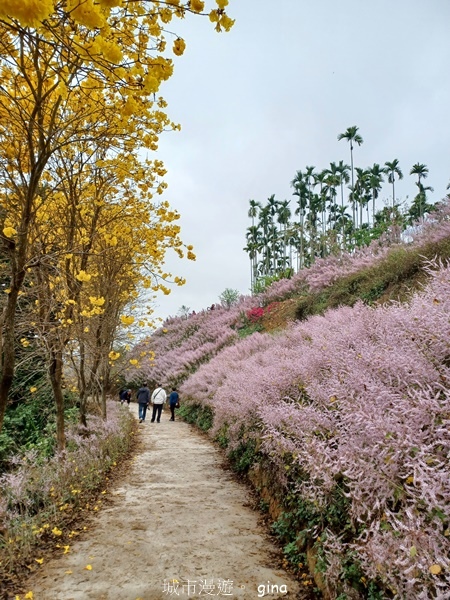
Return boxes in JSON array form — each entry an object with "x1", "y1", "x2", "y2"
[{"x1": 24, "y1": 408, "x2": 304, "y2": 600}]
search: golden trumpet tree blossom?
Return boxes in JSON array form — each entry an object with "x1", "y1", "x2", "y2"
[{"x1": 0, "y1": 0, "x2": 234, "y2": 441}]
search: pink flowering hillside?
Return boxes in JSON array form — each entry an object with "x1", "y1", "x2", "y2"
[
  {"x1": 127, "y1": 296, "x2": 258, "y2": 386},
  {"x1": 178, "y1": 262, "x2": 450, "y2": 598},
  {"x1": 125, "y1": 201, "x2": 450, "y2": 395}
]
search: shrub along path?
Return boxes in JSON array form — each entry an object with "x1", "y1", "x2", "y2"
[{"x1": 23, "y1": 406, "x2": 305, "y2": 600}]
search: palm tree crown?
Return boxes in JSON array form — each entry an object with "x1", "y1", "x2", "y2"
[
  {"x1": 337, "y1": 125, "x2": 364, "y2": 151},
  {"x1": 410, "y1": 163, "x2": 429, "y2": 185}
]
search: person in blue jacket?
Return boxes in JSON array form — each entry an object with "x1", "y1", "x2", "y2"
[{"x1": 169, "y1": 388, "x2": 180, "y2": 421}]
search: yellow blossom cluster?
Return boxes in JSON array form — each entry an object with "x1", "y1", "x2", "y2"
[
  {"x1": 76, "y1": 271, "x2": 92, "y2": 283},
  {"x1": 173, "y1": 38, "x2": 186, "y2": 57},
  {"x1": 120, "y1": 315, "x2": 135, "y2": 326}
]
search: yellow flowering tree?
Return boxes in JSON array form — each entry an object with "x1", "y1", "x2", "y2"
[
  {"x1": 0, "y1": 0, "x2": 234, "y2": 434},
  {"x1": 24, "y1": 147, "x2": 192, "y2": 443}
]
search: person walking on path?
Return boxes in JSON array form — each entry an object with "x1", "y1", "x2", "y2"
[
  {"x1": 137, "y1": 383, "x2": 151, "y2": 423},
  {"x1": 150, "y1": 384, "x2": 166, "y2": 423},
  {"x1": 168, "y1": 388, "x2": 180, "y2": 421}
]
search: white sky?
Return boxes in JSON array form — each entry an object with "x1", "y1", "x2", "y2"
[{"x1": 151, "y1": 0, "x2": 450, "y2": 322}]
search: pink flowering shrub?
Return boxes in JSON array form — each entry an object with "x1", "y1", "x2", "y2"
[{"x1": 178, "y1": 261, "x2": 450, "y2": 597}]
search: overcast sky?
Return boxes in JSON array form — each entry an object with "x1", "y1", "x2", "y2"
[{"x1": 151, "y1": 0, "x2": 450, "y2": 322}]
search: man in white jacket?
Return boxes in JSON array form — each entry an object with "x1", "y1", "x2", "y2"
[{"x1": 150, "y1": 384, "x2": 167, "y2": 423}]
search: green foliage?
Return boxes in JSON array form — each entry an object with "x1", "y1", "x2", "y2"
[
  {"x1": 237, "y1": 322, "x2": 263, "y2": 338},
  {"x1": 252, "y1": 270, "x2": 293, "y2": 295},
  {"x1": 218, "y1": 287, "x2": 241, "y2": 309},
  {"x1": 177, "y1": 403, "x2": 213, "y2": 431},
  {"x1": 213, "y1": 425, "x2": 229, "y2": 448},
  {"x1": 282, "y1": 540, "x2": 303, "y2": 565},
  {"x1": 334, "y1": 552, "x2": 388, "y2": 599},
  {"x1": 0, "y1": 382, "x2": 79, "y2": 473},
  {"x1": 227, "y1": 438, "x2": 258, "y2": 473},
  {"x1": 273, "y1": 482, "x2": 352, "y2": 546},
  {"x1": 0, "y1": 406, "x2": 135, "y2": 582}
]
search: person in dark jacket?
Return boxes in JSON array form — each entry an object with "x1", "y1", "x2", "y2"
[
  {"x1": 120, "y1": 389, "x2": 131, "y2": 405},
  {"x1": 136, "y1": 383, "x2": 150, "y2": 423},
  {"x1": 168, "y1": 388, "x2": 179, "y2": 421}
]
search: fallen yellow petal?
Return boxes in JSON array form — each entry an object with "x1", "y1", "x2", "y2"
[
  {"x1": 429, "y1": 564, "x2": 442, "y2": 575},
  {"x1": 85, "y1": 564, "x2": 92, "y2": 570},
  {"x1": 34, "y1": 558, "x2": 44, "y2": 564}
]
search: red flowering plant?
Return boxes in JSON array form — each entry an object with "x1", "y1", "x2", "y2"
[{"x1": 246, "y1": 307, "x2": 265, "y2": 323}]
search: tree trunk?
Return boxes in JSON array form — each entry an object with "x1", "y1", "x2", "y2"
[
  {"x1": 78, "y1": 339, "x2": 88, "y2": 427},
  {"x1": 0, "y1": 289, "x2": 20, "y2": 430},
  {"x1": 49, "y1": 348, "x2": 66, "y2": 453},
  {"x1": 101, "y1": 359, "x2": 109, "y2": 420},
  {"x1": 0, "y1": 243, "x2": 29, "y2": 432}
]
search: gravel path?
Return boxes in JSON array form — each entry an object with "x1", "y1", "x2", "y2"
[{"x1": 24, "y1": 407, "x2": 303, "y2": 600}]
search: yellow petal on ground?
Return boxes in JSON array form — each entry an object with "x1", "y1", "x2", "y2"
[
  {"x1": 65, "y1": 570, "x2": 73, "y2": 574},
  {"x1": 24, "y1": 593, "x2": 34, "y2": 599},
  {"x1": 85, "y1": 564, "x2": 92, "y2": 570},
  {"x1": 429, "y1": 564, "x2": 442, "y2": 575},
  {"x1": 63, "y1": 546, "x2": 70, "y2": 554},
  {"x1": 35, "y1": 558, "x2": 44, "y2": 564}
]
